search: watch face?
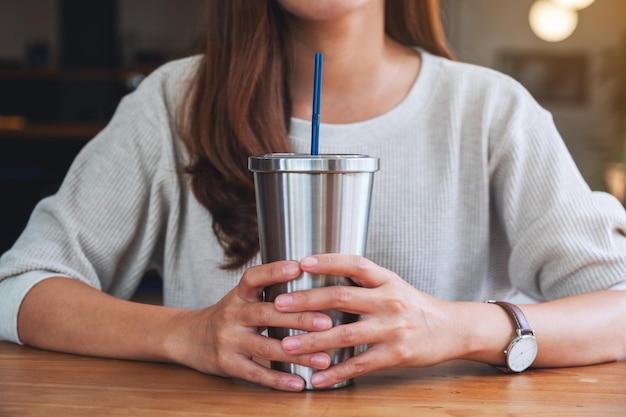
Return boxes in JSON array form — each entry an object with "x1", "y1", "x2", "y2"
[{"x1": 507, "y1": 335, "x2": 538, "y2": 372}]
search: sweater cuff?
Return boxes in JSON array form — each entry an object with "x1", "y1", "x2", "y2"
[
  {"x1": 0, "y1": 271, "x2": 63, "y2": 345},
  {"x1": 610, "y1": 281, "x2": 626, "y2": 291}
]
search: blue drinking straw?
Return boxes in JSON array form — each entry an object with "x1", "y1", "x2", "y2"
[{"x1": 310, "y1": 52, "x2": 323, "y2": 155}]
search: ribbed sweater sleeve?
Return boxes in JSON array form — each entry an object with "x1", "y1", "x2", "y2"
[
  {"x1": 0, "y1": 80, "x2": 168, "y2": 343},
  {"x1": 488, "y1": 81, "x2": 626, "y2": 300}
]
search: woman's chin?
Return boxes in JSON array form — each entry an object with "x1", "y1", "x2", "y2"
[{"x1": 277, "y1": 0, "x2": 375, "y2": 22}]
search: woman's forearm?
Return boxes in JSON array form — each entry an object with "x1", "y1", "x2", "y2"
[
  {"x1": 458, "y1": 290, "x2": 626, "y2": 367},
  {"x1": 18, "y1": 276, "x2": 626, "y2": 375},
  {"x1": 17, "y1": 277, "x2": 193, "y2": 363}
]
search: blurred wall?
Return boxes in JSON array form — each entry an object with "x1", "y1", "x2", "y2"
[
  {"x1": 118, "y1": 0, "x2": 202, "y2": 64},
  {"x1": 442, "y1": 0, "x2": 626, "y2": 190},
  {"x1": 0, "y1": 0, "x2": 202, "y2": 66},
  {"x1": 0, "y1": 0, "x2": 59, "y2": 63}
]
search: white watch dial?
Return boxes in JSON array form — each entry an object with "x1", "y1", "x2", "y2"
[{"x1": 507, "y1": 335, "x2": 538, "y2": 372}]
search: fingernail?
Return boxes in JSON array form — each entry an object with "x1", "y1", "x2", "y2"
[
  {"x1": 275, "y1": 294, "x2": 293, "y2": 307},
  {"x1": 282, "y1": 263, "x2": 299, "y2": 276},
  {"x1": 310, "y1": 354, "x2": 329, "y2": 368},
  {"x1": 283, "y1": 338, "x2": 301, "y2": 351},
  {"x1": 312, "y1": 373, "x2": 327, "y2": 386},
  {"x1": 288, "y1": 379, "x2": 304, "y2": 390},
  {"x1": 313, "y1": 316, "x2": 331, "y2": 329},
  {"x1": 301, "y1": 257, "x2": 318, "y2": 267}
]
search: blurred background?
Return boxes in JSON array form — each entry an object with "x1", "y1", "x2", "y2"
[{"x1": 0, "y1": 0, "x2": 624, "y2": 299}]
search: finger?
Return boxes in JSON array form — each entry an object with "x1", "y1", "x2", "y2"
[
  {"x1": 242, "y1": 334, "x2": 332, "y2": 370},
  {"x1": 231, "y1": 356, "x2": 306, "y2": 391},
  {"x1": 281, "y1": 321, "x2": 378, "y2": 355},
  {"x1": 238, "y1": 261, "x2": 301, "y2": 302},
  {"x1": 299, "y1": 254, "x2": 394, "y2": 288},
  {"x1": 274, "y1": 285, "x2": 376, "y2": 314},
  {"x1": 310, "y1": 346, "x2": 389, "y2": 389},
  {"x1": 251, "y1": 356, "x2": 270, "y2": 368},
  {"x1": 240, "y1": 303, "x2": 333, "y2": 331}
]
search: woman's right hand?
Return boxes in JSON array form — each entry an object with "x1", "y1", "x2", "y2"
[{"x1": 168, "y1": 260, "x2": 333, "y2": 391}]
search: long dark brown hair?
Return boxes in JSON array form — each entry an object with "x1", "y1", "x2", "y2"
[{"x1": 179, "y1": 0, "x2": 453, "y2": 270}]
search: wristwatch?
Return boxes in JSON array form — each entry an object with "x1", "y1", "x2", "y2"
[{"x1": 486, "y1": 300, "x2": 538, "y2": 373}]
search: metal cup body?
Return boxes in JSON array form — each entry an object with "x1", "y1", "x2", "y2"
[{"x1": 249, "y1": 154, "x2": 379, "y2": 390}]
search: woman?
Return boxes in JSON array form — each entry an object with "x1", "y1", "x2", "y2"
[{"x1": 1, "y1": 0, "x2": 625, "y2": 392}]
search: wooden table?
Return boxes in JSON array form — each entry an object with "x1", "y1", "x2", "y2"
[{"x1": 1, "y1": 342, "x2": 625, "y2": 417}]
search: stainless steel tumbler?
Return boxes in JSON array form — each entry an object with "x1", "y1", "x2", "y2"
[{"x1": 248, "y1": 153, "x2": 379, "y2": 390}]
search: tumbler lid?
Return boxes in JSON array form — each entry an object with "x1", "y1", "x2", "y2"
[{"x1": 248, "y1": 153, "x2": 379, "y2": 173}]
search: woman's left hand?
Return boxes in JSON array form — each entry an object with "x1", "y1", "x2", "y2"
[{"x1": 274, "y1": 254, "x2": 470, "y2": 389}]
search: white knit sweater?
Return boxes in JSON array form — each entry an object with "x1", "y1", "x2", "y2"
[{"x1": 1, "y1": 50, "x2": 625, "y2": 344}]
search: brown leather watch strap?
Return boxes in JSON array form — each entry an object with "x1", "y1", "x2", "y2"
[{"x1": 487, "y1": 300, "x2": 534, "y2": 336}]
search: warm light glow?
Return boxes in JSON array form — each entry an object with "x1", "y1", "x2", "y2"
[
  {"x1": 553, "y1": 0, "x2": 595, "y2": 10},
  {"x1": 605, "y1": 163, "x2": 626, "y2": 203},
  {"x1": 529, "y1": 1, "x2": 578, "y2": 42}
]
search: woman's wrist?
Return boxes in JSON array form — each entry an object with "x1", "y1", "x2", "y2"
[
  {"x1": 159, "y1": 307, "x2": 202, "y2": 365},
  {"x1": 453, "y1": 301, "x2": 513, "y2": 364}
]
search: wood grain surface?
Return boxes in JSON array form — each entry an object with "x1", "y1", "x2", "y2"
[{"x1": 1, "y1": 341, "x2": 625, "y2": 417}]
